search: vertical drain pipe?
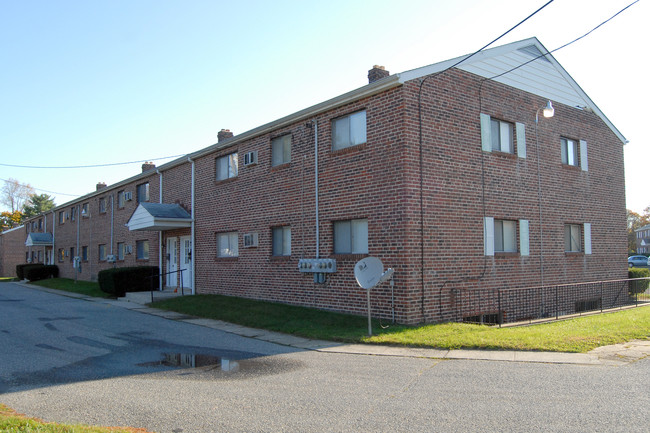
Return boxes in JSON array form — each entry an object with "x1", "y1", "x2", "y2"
[
  {"x1": 158, "y1": 169, "x2": 163, "y2": 291},
  {"x1": 314, "y1": 119, "x2": 319, "y2": 259},
  {"x1": 188, "y1": 157, "x2": 196, "y2": 295}
]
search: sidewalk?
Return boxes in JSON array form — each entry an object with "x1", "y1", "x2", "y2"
[{"x1": 16, "y1": 282, "x2": 650, "y2": 367}]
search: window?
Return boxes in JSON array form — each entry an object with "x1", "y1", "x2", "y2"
[
  {"x1": 70, "y1": 207, "x2": 77, "y2": 221},
  {"x1": 69, "y1": 247, "x2": 75, "y2": 262},
  {"x1": 98, "y1": 244, "x2": 106, "y2": 261},
  {"x1": 136, "y1": 240, "x2": 149, "y2": 260},
  {"x1": 484, "y1": 218, "x2": 529, "y2": 256},
  {"x1": 332, "y1": 110, "x2": 367, "y2": 150},
  {"x1": 271, "y1": 134, "x2": 291, "y2": 166},
  {"x1": 38, "y1": 219, "x2": 43, "y2": 229},
  {"x1": 81, "y1": 203, "x2": 88, "y2": 217},
  {"x1": 333, "y1": 219, "x2": 368, "y2": 254},
  {"x1": 272, "y1": 226, "x2": 291, "y2": 256},
  {"x1": 217, "y1": 232, "x2": 239, "y2": 258},
  {"x1": 490, "y1": 119, "x2": 514, "y2": 153},
  {"x1": 216, "y1": 153, "x2": 238, "y2": 181},
  {"x1": 59, "y1": 211, "x2": 65, "y2": 224},
  {"x1": 137, "y1": 183, "x2": 150, "y2": 203},
  {"x1": 561, "y1": 138, "x2": 578, "y2": 166},
  {"x1": 118, "y1": 191, "x2": 125, "y2": 208},
  {"x1": 494, "y1": 220, "x2": 517, "y2": 253},
  {"x1": 117, "y1": 242, "x2": 125, "y2": 260},
  {"x1": 565, "y1": 224, "x2": 582, "y2": 252},
  {"x1": 58, "y1": 249, "x2": 65, "y2": 262},
  {"x1": 82, "y1": 246, "x2": 88, "y2": 261},
  {"x1": 99, "y1": 198, "x2": 106, "y2": 213}
]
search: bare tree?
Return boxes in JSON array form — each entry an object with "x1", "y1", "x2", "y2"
[{"x1": 1, "y1": 178, "x2": 35, "y2": 212}]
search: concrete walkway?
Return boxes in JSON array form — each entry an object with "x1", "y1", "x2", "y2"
[{"x1": 15, "y1": 282, "x2": 650, "y2": 367}]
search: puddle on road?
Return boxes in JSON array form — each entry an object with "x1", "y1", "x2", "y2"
[{"x1": 137, "y1": 352, "x2": 303, "y2": 379}]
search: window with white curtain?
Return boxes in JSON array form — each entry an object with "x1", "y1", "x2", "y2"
[
  {"x1": 332, "y1": 111, "x2": 366, "y2": 150},
  {"x1": 217, "y1": 232, "x2": 239, "y2": 257},
  {"x1": 216, "y1": 153, "x2": 239, "y2": 181},
  {"x1": 272, "y1": 226, "x2": 291, "y2": 256}
]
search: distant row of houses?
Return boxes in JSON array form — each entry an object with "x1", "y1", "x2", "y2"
[{"x1": 0, "y1": 38, "x2": 628, "y2": 324}]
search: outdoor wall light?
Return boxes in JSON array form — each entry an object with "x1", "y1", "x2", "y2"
[{"x1": 536, "y1": 100, "x2": 555, "y2": 123}]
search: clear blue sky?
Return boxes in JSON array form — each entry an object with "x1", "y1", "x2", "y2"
[{"x1": 1, "y1": 0, "x2": 646, "y2": 213}]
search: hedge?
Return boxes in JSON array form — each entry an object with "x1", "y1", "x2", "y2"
[
  {"x1": 16, "y1": 264, "x2": 59, "y2": 281},
  {"x1": 628, "y1": 268, "x2": 650, "y2": 295},
  {"x1": 98, "y1": 266, "x2": 159, "y2": 297}
]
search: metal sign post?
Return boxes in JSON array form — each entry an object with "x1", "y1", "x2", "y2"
[{"x1": 354, "y1": 257, "x2": 394, "y2": 337}]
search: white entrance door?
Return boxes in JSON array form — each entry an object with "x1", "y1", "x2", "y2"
[
  {"x1": 166, "y1": 238, "x2": 178, "y2": 287},
  {"x1": 180, "y1": 236, "x2": 192, "y2": 290}
]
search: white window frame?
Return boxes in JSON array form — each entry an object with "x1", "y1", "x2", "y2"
[
  {"x1": 480, "y1": 114, "x2": 526, "y2": 158},
  {"x1": 272, "y1": 226, "x2": 291, "y2": 256},
  {"x1": 484, "y1": 218, "x2": 529, "y2": 256},
  {"x1": 216, "y1": 153, "x2": 239, "y2": 181},
  {"x1": 271, "y1": 134, "x2": 291, "y2": 166},
  {"x1": 490, "y1": 118, "x2": 514, "y2": 154},
  {"x1": 217, "y1": 232, "x2": 239, "y2": 258},
  {"x1": 332, "y1": 110, "x2": 367, "y2": 151},
  {"x1": 137, "y1": 183, "x2": 150, "y2": 203},
  {"x1": 136, "y1": 240, "x2": 149, "y2": 260},
  {"x1": 333, "y1": 218, "x2": 368, "y2": 254},
  {"x1": 561, "y1": 138, "x2": 578, "y2": 167},
  {"x1": 494, "y1": 219, "x2": 517, "y2": 253},
  {"x1": 564, "y1": 224, "x2": 582, "y2": 252}
]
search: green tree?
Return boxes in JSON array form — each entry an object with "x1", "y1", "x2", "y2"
[{"x1": 23, "y1": 193, "x2": 56, "y2": 219}]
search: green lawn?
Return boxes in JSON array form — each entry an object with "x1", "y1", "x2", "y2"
[
  {"x1": 0, "y1": 404, "x2": 151, "y2": 433},
  {"x1": 0, "y1": 277, "x2": 17, "y2": 282},
  {"x1": 29, "y1": 278, "x2": 113, "y2": 298},
  {"x1": 152, "y1": 294, "x2": 650, "y2": 353}
]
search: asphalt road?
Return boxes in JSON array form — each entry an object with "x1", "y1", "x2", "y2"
[{"x1": 1, "y1": 282, "x2": 649, "y2": 432}]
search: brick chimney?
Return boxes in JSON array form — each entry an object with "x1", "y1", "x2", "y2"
[
  {"x1": 218, "y1": 129, "x2": 234, "y2": 142},
  {"x1": 96, "y1": 182, "x2": 107, "y2": 191},
  {"x1": 368, "y1": 65, "x2": 389, "y2": 83},
  {"x1": 141, "y1": 161, "x2": 156, "y2": 172}
]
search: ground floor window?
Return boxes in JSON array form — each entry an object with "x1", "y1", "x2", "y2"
[
  {"x1": 217, "y1": 232, "x2": 238, "y2": 258},
  {"x1": 136, "y1": 240, "x2": 149, "y2": 260},
  {"x1": 272, "y1": 226, "x2": 291, "y2": 256},
  {"x1": 333, "y1": 219, "x2": 368, "y2": 254}
]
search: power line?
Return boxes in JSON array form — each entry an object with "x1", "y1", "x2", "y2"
[
  {"x1": 0, "y1": 178, "x2": 79, "y2": 197},
  {"x1": 0, "y1": 154, "x2": 185, "y2": 169}
]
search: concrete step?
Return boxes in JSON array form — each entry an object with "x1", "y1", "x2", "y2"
[{"x1": 120, "y1": 287, "x2": 189, "y2": 305}]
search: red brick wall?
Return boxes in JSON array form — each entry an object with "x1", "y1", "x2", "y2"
[{"x1": 0, "y1": 226, "x2": 27, "y2": 277}]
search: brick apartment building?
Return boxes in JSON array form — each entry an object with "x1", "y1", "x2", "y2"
[{"x1": 2, "y1": 38, "x2": 628, "y2": 324}]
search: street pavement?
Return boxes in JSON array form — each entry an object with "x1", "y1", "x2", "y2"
[{"x1": 1, "y1": 281, "x2": 649, "y2": 432}]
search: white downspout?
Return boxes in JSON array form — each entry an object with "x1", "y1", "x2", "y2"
[
  {"x1": 313, "y1": 119, "x2": 319, "y2": 259},
  {"x1": 188, "y1": 157, "x2": 196, "y2": 295},
  {"x1": 157, "y1": 169, "x2": 163, "y2": 291}
]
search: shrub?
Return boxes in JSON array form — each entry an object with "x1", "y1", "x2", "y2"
[
  {"x1": 23, "y1": 265, "x2": 59, "y2": 281},
  {"x1": 16, "y1": 264, "x2": 44, "y2": 280},
  {"x1": 97, "y1": 266, "x2": 159, "y2": 297},
  {"x1": 629, "y1": 268, "x2": 650, "y2": 295}
]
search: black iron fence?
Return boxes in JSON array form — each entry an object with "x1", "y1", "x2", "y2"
[{"x1": 453, "y1": 277, "x2": 650, "y2": 326}]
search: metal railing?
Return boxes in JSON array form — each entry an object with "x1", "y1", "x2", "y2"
[
  {"x1": 147, "y1": 268, "x2": 187, "y2": 303},
  {"x1": 450, "y1": 277, "x2": 650, "y2": 327}
]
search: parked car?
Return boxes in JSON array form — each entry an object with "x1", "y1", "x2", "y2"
[{"x1": 628, "y1": 255, "x2": 649, "y2": 267}]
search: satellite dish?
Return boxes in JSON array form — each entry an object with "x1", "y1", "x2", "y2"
[{"x1": 354, "y1": 257, "x2": 384, "y2": 290}]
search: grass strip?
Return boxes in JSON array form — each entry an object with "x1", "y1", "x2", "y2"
[
  {"x1": 153, "y1": 294, "x2": 650, "y2": 353},
  {"x1": 29, "y1": 278, "x2": 113, "y2": 298},
  {"x1": 0, "y1": 403, "x2": 152, "y2": 433}
]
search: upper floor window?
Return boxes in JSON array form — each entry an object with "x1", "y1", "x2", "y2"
[
  {"x1": 38, "y1": 219, "x2": 43, "y2": 230},
  {"x1": 216, "y1": 153, "x2": 238, "y2": 181},
  {"x1": 137, "y1": 183, "x2": 150, "y2": 203},
  {"x1": 272, "y1": 226, "x2": 291, "y2": 256},
  {"x1": 333, "y1": 218, "x2": 368, "y2": 254},
  {"x1": 58, "y1": 211, "x2": 65, "y2": 224},
  {"x1": 561, "y1": 138, "x2": 578, "y2": 167},
  {"x1": 217, "y1": 232, "x2": 239, "y2": 258},
  {"x1": 564, "y1": 224, "x2": 582, "y2": 252},
  {"x1": 99, "y1": 198, "x2": 107, "y2": 213},
  {"x1": 118, "y1": 190, "x2": 126, "y2": 208},
  {"x1": 490, "y1": 119, "x2": 514, "y2": 154},
  {"x1": 271, "y1": 134, "x2": 292, "y2": 166},
  {"x1": 81, "y1": 203, "x2": 88, "y2": 217},
  {"x1": 70, "y1": 207, "x2": 77, "y2": 221},
  {"x1": 332, "y1": 110, "x2": 366, "y2": 151}
]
